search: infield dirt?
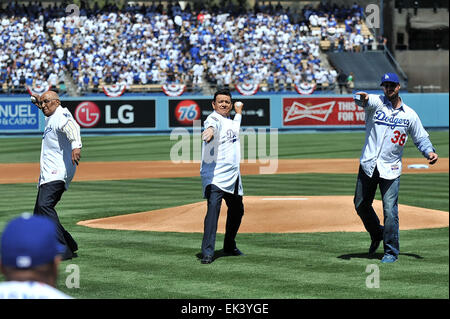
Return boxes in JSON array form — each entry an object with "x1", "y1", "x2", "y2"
[
  {"x1": 77, "y1": 195, "x2": 449, "y2": 233},
  {"x1": 0, "y1": 158, "x2": 448, "y2": 184}
]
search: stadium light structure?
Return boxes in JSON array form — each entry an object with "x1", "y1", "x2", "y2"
[{"x1": 413, "y1": 0, "x2": 419, "y2": 15}]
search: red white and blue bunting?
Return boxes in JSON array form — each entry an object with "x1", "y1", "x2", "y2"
[
  {"x1": 235, "y1": 83, "x2": 259, "y2": 96},
  {"x1": 294, "y1": 82, "x2": 316, "y2": 95},
  {"x1": 102, "y1": 83, "x2": 127, "y2": 97},
  {"x1": 27, "y1": 83, "x2": 51, "y2": 96},
  {"x1": 162, "y1": 84, "x2": 186, "y2": 97}
]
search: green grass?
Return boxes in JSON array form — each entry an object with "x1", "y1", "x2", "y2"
[
  {"x1": 1, "y1": 131, "x2": 448, "y2": 163},
  {"x1": 0, "y1": 173, "x2": 448, "y2": 299},
  {"x1": 0, "y1": 132, "x2": 448, "y2": 299},
  {"x1": 51, "y1": 228, "x2": 448, "y2": 299}
]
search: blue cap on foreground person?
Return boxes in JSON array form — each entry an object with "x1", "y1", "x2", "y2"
[
  {"x1": 380, "y1": 72, "x2": 400, "y2": 85},
  {"x1": 0, "y1": 214, "x2": 72, "y2": 299},
  {"x1": 1, "y1": 214, "x2": 65, "y2": 268}
]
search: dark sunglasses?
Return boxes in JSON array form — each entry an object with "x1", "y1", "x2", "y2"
[
  {"x1": 41, "y1": 99, "x2": 58, "y2": 104},
  {"x1": 382, "y1": 82, "x2": 398, "y2": 89}
]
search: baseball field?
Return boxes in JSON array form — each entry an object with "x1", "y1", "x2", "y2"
[{"x1": 0, "y1": 131, "x2": 448, "y2": 299}]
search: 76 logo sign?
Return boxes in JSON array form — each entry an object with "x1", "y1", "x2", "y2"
[
  {"x1": 174, "y1": 100, "x2": 201, "y2": 125},
  {"x1": 391, "y1": 130, "x2": 406, "y2": 146}
]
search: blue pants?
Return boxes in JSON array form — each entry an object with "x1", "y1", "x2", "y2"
[
  {"x1": 201, "y1": 182, "x2": 244, "y2": 257},
  {"x1": 33, "y1": 181, "x2": 78, "y2": 259},
  {"x1": 354, "y1": 166, "x2": 400, "y2": 257}
]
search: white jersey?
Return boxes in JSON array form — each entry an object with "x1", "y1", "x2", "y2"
[
  {"x1": 357, "y1": 94, "x2": 434, "y2": 180},
  {"x1": 0, "y1": 281, "x2": 72, "y2": 299},
  {"x1": 39, "y1": 105, "x2": 82, "y2": 189},
  {"x1": 200, "y1": 111, "x2": 243, "y2": 197}
]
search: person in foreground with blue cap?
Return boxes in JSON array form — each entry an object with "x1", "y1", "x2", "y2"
[
  {"x1": 0, "y1": 214, "x2": 72, "y2": 299},
  {"x1": 352, "y1": 73, "x2": 438, "y2": 264}
]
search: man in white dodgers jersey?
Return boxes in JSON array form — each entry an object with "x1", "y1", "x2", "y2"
[
  {"x1": 199, "y1": 89, "x2": 245, "y2": 264},
  {"x1": 353, "y1": 73, "x2": 438, "y2": 263},
  {"x1": 31, "y1": 90, "x2": 82, "y2": 261},
  {"x1": 0, "y1": 214, "x2": 72, "y2": 299}
]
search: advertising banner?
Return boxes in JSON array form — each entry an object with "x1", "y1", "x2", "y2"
[
  {"x1": 282, "y1": 97, "x2": 365, "y2": 126},
  {"x1": 63, "y1": 100, "x2": 156, "y2": 129},
  {"x1": 0, "y1": 102, "x2": 40, "y2": 130},
  {"x1": 169, "y1": 98, "x2": 270, "y2": 127}
]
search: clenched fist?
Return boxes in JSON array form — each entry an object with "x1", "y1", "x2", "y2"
[
  {"x1": 31, "y1": 94, "x2": 42, "y2": 109},
  {"x1": 234, "y1": 101, "x2": 243, "y2": 114}
]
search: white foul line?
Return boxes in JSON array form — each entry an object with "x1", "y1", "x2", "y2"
[{"x1": 262, "y1": 198, "x2": 309, "y2": 201}]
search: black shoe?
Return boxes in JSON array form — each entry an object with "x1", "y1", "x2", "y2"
[
  {"x1": 201, "y1": 255, "x2": 213, "y2": 264},
  {"x1": 61, "y1": 250, "x2": 78, "y2": 261},
  {"x1": 63, "y1": 230, "x2": 78, "y2": 253},
  {"x1": 61, "y1": 253, "x2": 74, "y2": 261},
  {"x1": 368, "y1": 239, "x2": 381, "y2": 255},
  {"x1": 224, "y1": 248, "x2": 244, "y2": 256}
]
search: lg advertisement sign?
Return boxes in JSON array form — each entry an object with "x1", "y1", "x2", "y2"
[
  {"x1": 74, "y1": 102, "x2": 100, "y2": 127},
  {"x1": 63, "y1": 100, "x2": 156, "y2": 128},
  {"x1": 169, "y1": 98, "x2": 270, "y2": 127}
]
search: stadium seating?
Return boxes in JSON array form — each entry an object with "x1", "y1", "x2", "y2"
[
  {"x1": 0, "y1": 1, "x2": 382, "y2": 95},
  {"x1": 328, "y1": 51, "x2": 407, "y2": 90}
]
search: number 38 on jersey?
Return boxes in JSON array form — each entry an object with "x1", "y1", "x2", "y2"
[{"x1": 391, "y1": 130, "x2": 407, "y2": 146}]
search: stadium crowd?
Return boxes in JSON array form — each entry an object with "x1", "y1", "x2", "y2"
[
  {"x1": 0, "y1": 7, "x2": 64, "y2": 94},
  {"x1": 0, "y1": 1, "x2": 372, "y2": 94}
]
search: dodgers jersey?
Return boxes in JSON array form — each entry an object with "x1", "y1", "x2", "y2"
[
  {"x1": 0, "y1": 281, "x2": 72, "y2": 299},
  {"x1": 200, "y1": 111, "x2": 243, "y2": 197},
  {"x1": 357, "y1": 94, "x2": 435, "y2": 180},
  {"x1": 39, "y1": 105, "x2": 82, "y2": 190}
]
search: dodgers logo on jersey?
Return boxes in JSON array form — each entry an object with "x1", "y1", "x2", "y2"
[
  {"x1": 226, "y1": 129, "x2": 237, "y2": 143},
  {"x1": 43, "y1": 127, "x2": 52, "y2": 139},
  {"x1": 374, "y1": 111, "x2": 410, "y2": 129}
]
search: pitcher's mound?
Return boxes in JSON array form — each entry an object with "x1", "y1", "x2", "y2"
[{"x1": 77, "y1": 196, "x2": 449, "y2": 233}]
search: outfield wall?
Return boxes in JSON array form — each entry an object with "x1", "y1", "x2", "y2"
[{"x1": 0, "y1": 93, "x2": 448, "y2": 135}]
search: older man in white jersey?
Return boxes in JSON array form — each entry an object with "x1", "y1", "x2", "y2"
[
  {"x1": 200, "y1": 89, "x2": 245, "y2": 264},
  {"x1": 353, "y1": 73, "x2": 438, "y2": 263},
  {"x1": 31, "y1": 91, "x2": 82, "y2": 261}
]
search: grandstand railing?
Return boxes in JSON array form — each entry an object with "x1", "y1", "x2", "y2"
[
  {"x1": 413, "y1": 85, "x2": 442, "y2": 93},
  {"x1": 383, "y1": 45, "x2": 408, "y2": 84},
  {"x1": 1, "y1": 81, "x2": 337, "y2": 96}
]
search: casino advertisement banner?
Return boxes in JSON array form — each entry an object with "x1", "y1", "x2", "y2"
[
  {"x1": 63, "y1": 100, "x2": 156, "y2": 129},
  {"x1": 169, "y1": 98, "x2": 270, "y2": 127},
  {"x1": 282, "y1": 97, "x2": 365, "y2": 126},
  {"x1": 0, "y1": 101, "x2": 39, "y2": 130}
]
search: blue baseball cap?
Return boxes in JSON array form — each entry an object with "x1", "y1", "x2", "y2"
[
  {"x1": 1, "y1": 214, "x2": 65, "y2": 269},
  {"x1": 380, "y1": 73, "x2": 400, "y2": 86}
]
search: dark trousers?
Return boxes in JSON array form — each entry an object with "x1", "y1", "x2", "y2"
[
  {"x1": 201, "y1": 180, "x2": 244, "y2": 257},
  {"x1": 33, "y1": 181, "x2": 78, "y2": 259},
  {"x1": 354, "y1": 166, "x2": 400, "y2": 257}
]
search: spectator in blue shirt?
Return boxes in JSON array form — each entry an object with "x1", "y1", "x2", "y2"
[
  {"x1": 92, "y1": 74, "x2": 99, "y2": 88},
  {"x1": 344, "y1": 16, "x2": 353, "y2": 33},
  {"x1": 82, "y1": 74, "x2": 90, "y2": 91},
  {"x1": 71, "y1": 57, "x2": 80, "y2": 70},
  {"x1": 25, "y1": 77, "x2": 33, "y2": 87}
]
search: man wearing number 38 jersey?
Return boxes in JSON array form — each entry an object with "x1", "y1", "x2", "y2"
[{"x1": 352, "y1": 73, "x2": 438, "y2": 264}]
